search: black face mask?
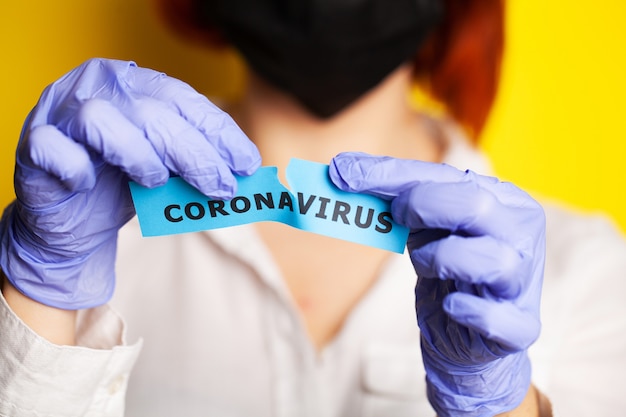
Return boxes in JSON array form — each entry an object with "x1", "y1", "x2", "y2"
[{"x1": 200, "y1": 0, "x2": 444, "y2": 118}]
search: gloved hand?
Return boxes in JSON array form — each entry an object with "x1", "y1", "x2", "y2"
[
  {"x1": 0, "y1": 58, "x2": 260, "y2": 310},
  {"x1": 329, "y1": 152, "x2": 544, "y2": 417}
]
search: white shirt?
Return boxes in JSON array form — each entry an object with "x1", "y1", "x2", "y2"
[{"x1": 1, "y1": 136, "x2": 626, "y2": 417}]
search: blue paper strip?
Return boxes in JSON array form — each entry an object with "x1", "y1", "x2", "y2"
[{"x1": 129, "y1": 158, "x2": 409, "y2": 253}]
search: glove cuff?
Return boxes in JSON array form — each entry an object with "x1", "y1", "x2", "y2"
[
  {"x1": 0, "y1": 202, "x2": 116, "y2": 310},
  {"x1": 422, "y1": 339, "x2": 531, "y2": 417}
]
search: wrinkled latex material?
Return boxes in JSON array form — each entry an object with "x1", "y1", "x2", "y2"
[
  {"x1": 0, "y1": 58, "x2": 260, "y2": 310},
  {"x1": 329, "y1": 152, "x2": 545, "y2": 417}
]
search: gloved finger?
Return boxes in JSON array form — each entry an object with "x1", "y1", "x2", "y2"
[
  {"x1": 54, "y1": 98, "x2": 170, "y2": 189},
  {"x1": 14, "y1": 125, "x2": 96, "y2": 207},
  {"x1": 443, "y1": 291, "x2": 541, "y2": 351},
  {"x1": 330, "y1": 152, "x2": 543, "y2": 237},
  {"x1": 131, "y1": 67, "x2": 261, "y2": 176},
  {"x1": 39, "y1": 59, "x2": 258, "y2": 183},
  {"x1": 329, "y1": 152, "x2": 466, "y2": 199},
  {"x1": 123, "y1": 97, "x2": 243, "y2": 198},
  {"x1": 392, "y1": 180, "x2": 537, "y2": 242},
  {"x1": 409, "y1": 234, "x2": 526, "y2": 299}
]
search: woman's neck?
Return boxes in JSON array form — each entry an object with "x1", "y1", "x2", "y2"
[
  {"x1": 226, "y1": 64, "x2": 445, "y2": 350},
  {"x1": 228, "y1": 63, "x2": 443, "y2": 179}
]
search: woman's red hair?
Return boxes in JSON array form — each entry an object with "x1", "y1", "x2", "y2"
[
  {"x1": 154, "y1": 0, "x2": 504, "y2": 141},
  {"x1": 415, "y1": 0, "x2": 504, "y2": 140}
]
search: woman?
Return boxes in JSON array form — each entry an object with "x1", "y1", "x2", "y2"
[{"x1": 1, "y1": 1, "x2": 625, "y2": 416}]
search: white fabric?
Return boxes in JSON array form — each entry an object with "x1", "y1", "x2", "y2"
[{"x1": 2, "y1": 135, "x2": 626, "y2": 417}]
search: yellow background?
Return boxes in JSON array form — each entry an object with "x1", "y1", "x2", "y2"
[{"x1": 1, "y1": 1, "x2": 624, "y2": 232}]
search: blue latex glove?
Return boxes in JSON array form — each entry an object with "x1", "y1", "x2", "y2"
[
  {"x1": 0, "y1": 58, "x2": 260, "y2": 310},
  {"x1": 329, "y1": 152, "x2": 545, "y2": 417}
]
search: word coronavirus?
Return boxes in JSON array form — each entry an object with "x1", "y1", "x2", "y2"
[{"x1": 163, "y1": 191, "x2": 393, "y2": 233}]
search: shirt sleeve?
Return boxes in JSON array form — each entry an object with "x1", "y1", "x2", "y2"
[
  {"x1": 533, "y1": 206, "x2": 626, "y2": 416},
  {"x1": 0, "y1": 291, "x2": 142, "y2": 417}
]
